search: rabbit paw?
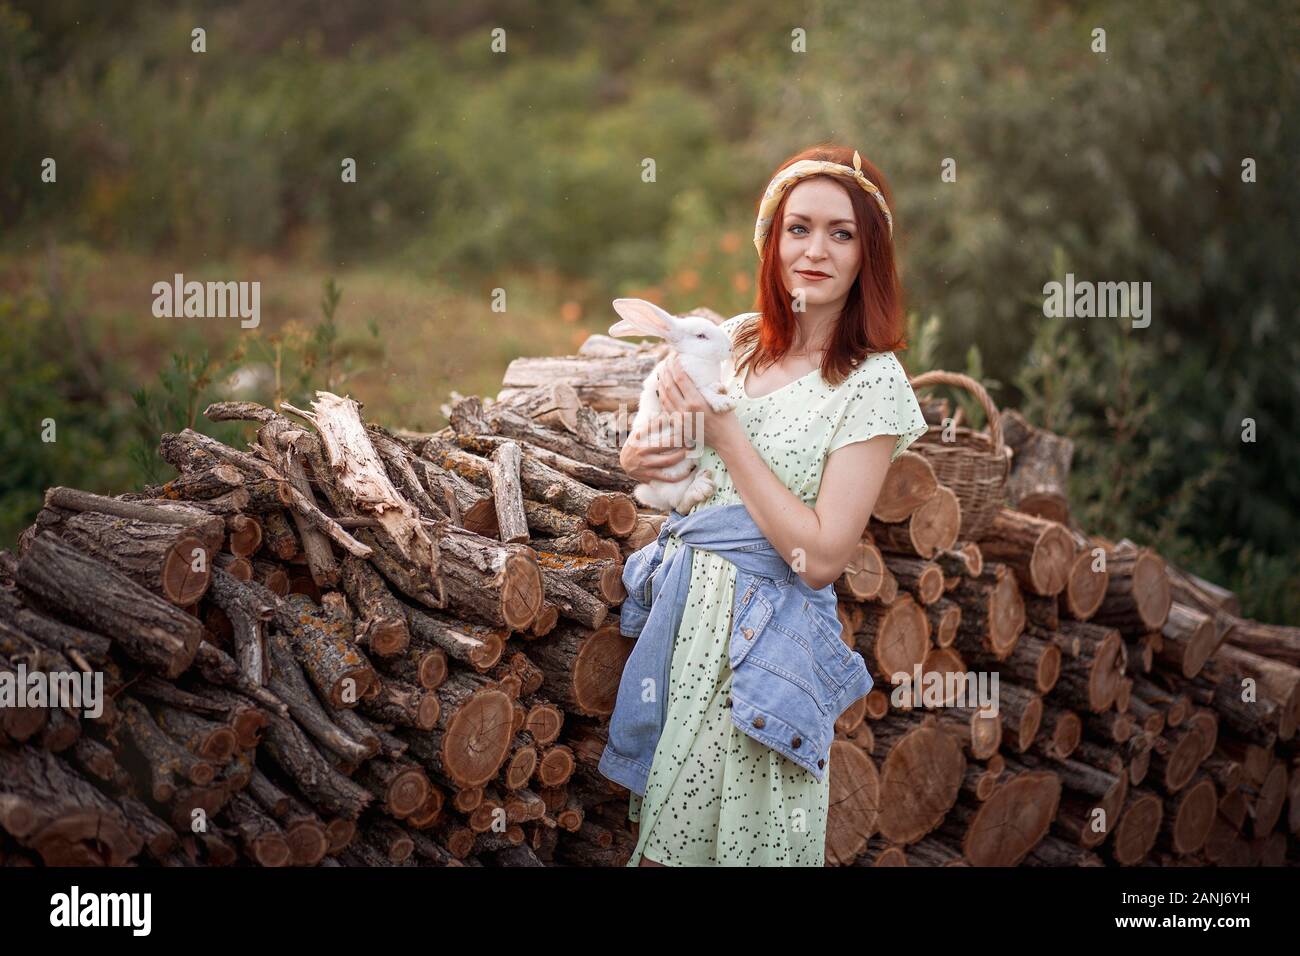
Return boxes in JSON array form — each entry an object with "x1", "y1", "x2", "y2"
[
  {"x1": 676, "y1": 468, "x2": 715, "y2": 512},
  {"x1": 706, "y1": 389, "x2": 736, "y2": 413}
]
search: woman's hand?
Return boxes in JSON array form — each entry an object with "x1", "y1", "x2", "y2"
[
  {"x1": 619, "y1": 412, "x2": 691, "y2": 483},
  {"x1": 656, "y1": 352, "x2": 742, "y2": 459}
]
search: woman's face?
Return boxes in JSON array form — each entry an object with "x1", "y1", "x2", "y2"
[{"x1": 778, "y1": 177, "x2": 862, "y2": 313}]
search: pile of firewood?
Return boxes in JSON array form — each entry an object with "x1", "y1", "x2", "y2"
[
  {"x1": 0, "y1": 384, "x2": 651, "y2": 867},
  {"x1": 1, "y1": 309, "x2": 1296, "y2": 866}
]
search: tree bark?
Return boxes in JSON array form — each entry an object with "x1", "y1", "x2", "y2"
[
  {"x1": 42, "y1": 509, "x2": 213, "y2": 606},
  {"x1": 0, "y1": 747, "x2": 143, "y2": 865},
  {"x1": 489, "y1": 440, "x2": 530, "y2": 544},
  {"x1": 339, "y1": 555, "x2": 411, "y2": 657},
  {"x1": 283, "y1": 392, "x2": 441, "y2": 588},
  {"x1": 18, "y1": 532, "x2": 202, "y2": 678}
]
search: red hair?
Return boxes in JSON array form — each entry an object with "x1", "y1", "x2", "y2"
[{"x1": 735, "y1": 143, "x2": 907, "y2": 388}]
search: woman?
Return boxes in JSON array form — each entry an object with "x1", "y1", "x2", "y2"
[{"x1": 617, "y1": 144, "x2": 928, "y2": 866}]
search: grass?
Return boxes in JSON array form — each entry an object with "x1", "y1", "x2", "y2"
[{"x1": 1, "y1": 244, "x2": 618, "y2": 433}]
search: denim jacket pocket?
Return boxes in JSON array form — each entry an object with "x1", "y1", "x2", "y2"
[
  {"x1": 801, "y1": 600, "x2": 857, "y2": 675},
  {"x1": 617, "y1": 546, "x2": 657, "y2": 639},
  {"x1": 622, "y1": 547, "x2": 654, "y2": 606},
  {"x1": 728, "y1": 588, "x2": 773, "y2": 670}
]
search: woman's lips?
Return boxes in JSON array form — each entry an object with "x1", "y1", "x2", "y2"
[{"x1": 795, "y1": 270, "x2": 831, "y2": 281}]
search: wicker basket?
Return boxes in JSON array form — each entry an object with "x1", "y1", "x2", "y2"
[{"x1": 906, "y1": 370, "x2": 1013, "y2": 542}]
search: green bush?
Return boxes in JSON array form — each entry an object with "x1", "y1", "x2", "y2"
[
  {"x1": 0, "y1": 288, "x2": 138, "y2": 545},
  {"x1": 1, "y1": 0, "x2": 1295, "y2": 621}
]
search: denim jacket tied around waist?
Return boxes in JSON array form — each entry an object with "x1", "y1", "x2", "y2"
[{"x1": 598, "y1": 502, "x2": 875, "y2": 796}]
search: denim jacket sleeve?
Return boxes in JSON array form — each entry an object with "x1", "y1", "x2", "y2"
[
  {"x1": 725, "y1": 574, "x2": 874, "y2": 782},
  {"x1": 617, "y1": 536, "x2": 658, "y2": 640}
]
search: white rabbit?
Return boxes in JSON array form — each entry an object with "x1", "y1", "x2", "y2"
[{"x1": 608, "y1": 297, "x2": 737, "y2": 513}]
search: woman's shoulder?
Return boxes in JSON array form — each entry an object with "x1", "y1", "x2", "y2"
[
  {"x1": 719, "y1": 311, "x2": 760, "y2": 338},
  {"x1": 840, "y1": 350, "x2": 910, "y2": 391},
  {"x1": 826, "y1": 351, "x2": 929, "y2": 461}
]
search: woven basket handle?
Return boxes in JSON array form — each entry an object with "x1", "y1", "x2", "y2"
[{"x1": 907, "y1": 370, "x2": 1004, "y2": 452}]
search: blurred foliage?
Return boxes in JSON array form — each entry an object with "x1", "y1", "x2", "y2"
[
  {"x1": 126, "y1": 275, "x2": 385, "y2": 485},
  {"x1": 0, "y1": 248, "x2": 140, "y2": 538},
  {"x1": 128, "y1": 347, "x2": 247, "y2": 486},
  {"x1": 0, "y1": 250, "x2": 381, "y2": 539},
  {"x1": 0, "y1": 0, "x2": 1296, "y2": 621},
  {"x1": 245, "y1": 275, "x2": 384, "y2": 406}
]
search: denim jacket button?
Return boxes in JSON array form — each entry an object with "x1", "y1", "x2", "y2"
[
  {"x1": 752, "y1": 716, "x2": 765, "y2": 729},
  {"x1": 817, "y1": 758, "x2": 825, "y2": 769},
  {"x1": 791, "y1": 736, "x2": 802, "y2": 748},
  {"x1": 742, "y1": 626, "x2": 754, "y2": 640}
]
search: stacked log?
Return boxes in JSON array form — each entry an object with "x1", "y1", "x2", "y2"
[
  {"x1": 0, "y1": 387, "x2": 634, "y2": 867},
  {"x1": 823, "y1": 506, "x2": 1299, "y2": 867},
  {"x1": 2, "y1": 326, "x2": 1296, "y2": 867}
]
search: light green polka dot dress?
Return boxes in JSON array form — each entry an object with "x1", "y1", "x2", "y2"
[{"x1": 625, "y1": 312, "x2": 928, "y2": 866}]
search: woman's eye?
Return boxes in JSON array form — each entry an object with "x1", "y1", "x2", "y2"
[
  {"x1": 788, "y1": 224, "x2": 853, "y2": 240},
  {"x1": 697, "y1": 333, "x2": 706, "y2": 338}
]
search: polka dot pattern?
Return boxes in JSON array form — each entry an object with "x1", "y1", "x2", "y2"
[{"x1": 625, "y1": 313, "x2": 928, "y2": 867}]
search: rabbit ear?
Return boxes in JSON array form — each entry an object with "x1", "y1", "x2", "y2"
[
  {"x1": 609, "y1": 298, "x2": 679, "y2": 340},
  {"x1": 606, "y1": 318, "x2": 643, "y2": 337}
]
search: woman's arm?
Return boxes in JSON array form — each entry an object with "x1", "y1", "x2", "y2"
[
  {"x1": 712, "y1": 421, "x2": 894, "y2": 590},
  {"x1": 656, "y1": 352, "x2": 895, "y2": 590}
]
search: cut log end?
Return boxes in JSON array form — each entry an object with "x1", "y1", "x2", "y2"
[
  {"x1": 163, "y1": 535, "x2": 213, "y2": 605},
  {"x1": 366, "y1": 619, "x2": 411, "y2": 658},
  {"x1": 501, "y1": 553, "x2": 545, "y2": 630},
  {"x1": 442, "y1": 690, "x2": 516, "y2": 788}
]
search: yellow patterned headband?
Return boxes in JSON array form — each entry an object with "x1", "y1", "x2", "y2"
[{"x1": 753, "y1": 150, "x2": 893, "y2": 255}]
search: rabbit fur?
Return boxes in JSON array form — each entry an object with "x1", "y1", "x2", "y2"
[{"x1": 608, "y1": 297, "x2": 738, "y2": 513}]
